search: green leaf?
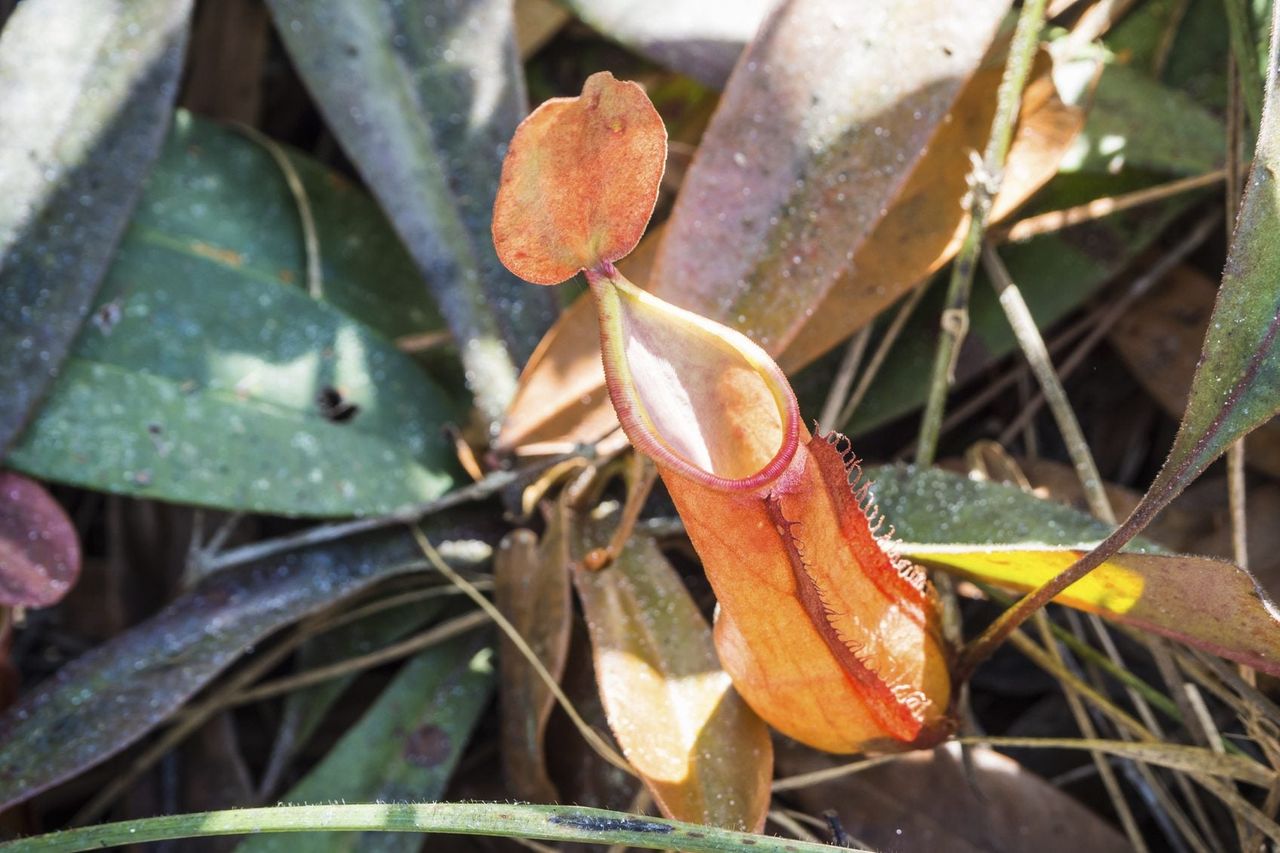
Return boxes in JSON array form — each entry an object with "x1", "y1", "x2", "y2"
[
  {"x1": 868, "y1": 465, "x2": 1280, "y2": 675},
  {"x1": 0, "y1": 524, "x2": 491, "y2": 812},
  {"x1": 264, "y1": 0, "x2": 557, "y2": 425},
  {"x1": 263, "y1": 599, "x2": 449, "y2": 787},
  {"x1": 239, "y1": 632, "x2": 494, "y2": 853},
  {"x1": 7, "y1": 117, "x2": 459, "y2": 517},
  {"x1": 1066, "y1": 63, "x2": 1225, "y2": 176},
  {"x1": 1139, "y1": 3, "x2": 1280, "y2": 518},
  {"x1": 138, "y1": 114, "x2": 445, "y2": 343},
  {"x1": 0, "y1": 0, "x2": 191, "y2": 455}
]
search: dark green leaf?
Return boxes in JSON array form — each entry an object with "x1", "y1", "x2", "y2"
[
  {"x1": 7, "y1": 117, "x2": 459, "y2": 517},
  {"x1": 265, "y1": 0, "x2": 557, "y2": 424},
  {"x1": 0, "y1": 0, "x2": 191, "y2": 455},
  {"x1": 0, "y1": 522, "x2": 491, "y2": 811},
  {"x1": 239, "y1": 632, "x2": 494, "y2": 853},
  {"x1": 869, "y1": 465, "x2": 1280, "y2": 675},
  {"x1": 262, "y1": 599, "x2": 448, "y2": 790},
  {"x1": 1140, "y1": 6, "x2": 1280, "y2": 517}
]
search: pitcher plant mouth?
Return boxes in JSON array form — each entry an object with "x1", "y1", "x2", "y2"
[{"x1": 586, "y1": 263, "x2": 801, "y2": 493}]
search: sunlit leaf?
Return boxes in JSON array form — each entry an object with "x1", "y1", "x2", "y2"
[
  {"x1": 493, "y1": 71, "x2": 667, "y2": 285},
  {"x1": 0, "y1": 0, "x2": 191, "y2": 455},
  {"x1": 238, "y1": 632, "x2": 494, "y2": 853},
  {"x1": 571, "y1": 504, "x2": 772, "y2": 832},
  {"x1": 6, "y1": 116, "x2": 458, "y2": 517},
  {"x1": 649, "y1": 0, "x2": 1009, "y2": 356},
  {"x1": 265, "y1": 0, "x2": 556, "y2": 423},
  {"x1": 558, "y1": 0, "x2": 775, "y2": 88},
  {"x1": 494, "y1": 520, "x2": 572, "y2": 803},
  {"x1": 0, "y1": 522, "x2": 491, "y2": 811},
  {"x1": 869, "y1": 465, "x2": 1280, "y2": 675},
  {"x1": 0, "y1": 472, "x2": 79, "y2": 608}
]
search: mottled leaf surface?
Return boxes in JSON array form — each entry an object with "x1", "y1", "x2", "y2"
[
  {"x1": 0, "y1": 0, "x2": 191, "y2": 455},
  {"x1": 870, "y1": 465, "x2": 1280, "y2": 675},
  {"x1": 1137, "y1": 8, "x2": 1280, "y2": 518},
  {"x1": 492, "y1": 72, "x2": 666, "y2": 285},
  {"x1": 266, "y1": 0, "x2": 555, "y2": 423},
  {"x1": 239, "y1": 632, "x2": 494, "y2": 853},
  {"x1": 0, "y1": 472, "x2": 80, "y2": 608},
  {"x1": 7, "y1": 118, "x2": 458, "y2": 517},
  {"x1": 650, "y1": 0, "x2": 1009, "y2": 355},
  {"x1": 0, "y1": 523, "x2": 491, "y2": 811},
  {"x1": 572, "y1": 506, "x2": 772, "y2": 832}
]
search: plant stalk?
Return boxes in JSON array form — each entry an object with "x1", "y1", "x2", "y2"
[{"x1": 915, "y1": 0, "x2": 1049, "y2": 465}]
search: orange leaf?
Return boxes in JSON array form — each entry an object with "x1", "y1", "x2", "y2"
[
  {"x1": 492, "y1": 71, "x2": 667, "y2": 284},
  {"x1": 589, "y1": 269, "x2": 951, "y2": 752},
  {"x1": 571, "y1": 503, "x2": 773, "y2": 831}
]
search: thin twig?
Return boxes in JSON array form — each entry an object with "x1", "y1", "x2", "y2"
[
  {"x1": 232, "y1": 123, "x2": 323, "y2": 299},
  {"x1": 916, "y1": 0, "x2": 1049, "y2": 465},
  {"x1": 227, "y1": 609, "x2": 492, "y2": 707},
  {"x1": 982, "y1": 244, "x2": 1115, "y2": 523},
  {"x1": 205, "y1": 450, "x2": 590, "y2": 572},
  {"x1": 996, "y1": 212, "x2": 1219, "y2": 447},
  {"x1": 1223, "y1": 0, "x2": 1265, "y2": 132},
  {"x1": 1034, "y1": 612, "x2": 1148, "y2": 852},
  {"x1": 820, "y1": 326, "x2": 871, "y2": 431},
  {"x1": 837, "y1": 282, "x2": 930, "y2": 429},
  {"x1": 995, "y1": 169, "x2": 1225, "y2": 243},
  {"x1": 411, "y1": 526, "x2": 635, "y2": 776}
]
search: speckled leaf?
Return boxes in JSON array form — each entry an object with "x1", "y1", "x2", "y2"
[
  {"x1": 495, "y1": 519, "x2": 571, "y2": 803},
  {"x1": 571, "y1": 506, "x2": 773, "y2": 832},
  {"x1": 648, "y1": 0, "x2": 1010, "y2": 357},
  {"x1": 138, "y1": 113, "x2": 445, "y2": 342},
  {"x1": 1136, "y1": 5, "x2": 1280, "y2": 523},
  {"x1": 238, "y1": 632, "x2": 494, "y2": 853},
  {"x1": 6, "y1": 118, "x2": 458, "y2": 517},
  {"x1": 869, "y1": 465, "x2": 1280, "y2": 675},
  {"x1": 265, "y1": 0, "x2": 556, "y2": 425},
  {"x1": 559, "y1": 0, "x2": 776, "y2": 88},
  {"x1": 0, "y1": 522, "x2": 492, "y2": 811},
  {"x1": 0, "y1": 472, "x2": 80, "y2": 608},
  {"x1": 0, "y1": 0, "x2": 191, "y2": 455}
]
